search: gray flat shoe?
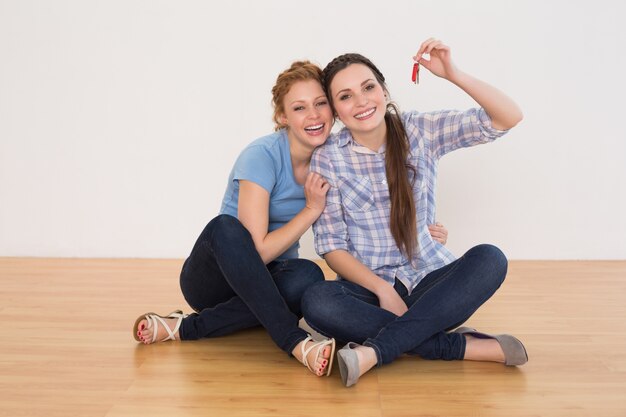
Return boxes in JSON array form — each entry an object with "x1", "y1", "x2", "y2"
[
  {"x1": 337, "y1": 342, "x2": 361, "y2": 387},
  {"x1": 454, "y1": 327, "x2": 528, "y2": 366},
  {"x1": 453, "y1": 326, "x2": 477, "y2": 334}
]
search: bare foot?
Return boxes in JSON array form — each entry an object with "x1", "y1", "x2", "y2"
[
  {"x1": 137, "y1": 317, "x2": 180, "y2": 345},
  {"x1": 463, "y1": 335, "x2": 505, "y2": 363},
  {"x1": 292, "y1": 338, "x2": 332, "y2": 376},
  {"x1": 352, "y1": 345, "x2": 378, "y2": 378}
]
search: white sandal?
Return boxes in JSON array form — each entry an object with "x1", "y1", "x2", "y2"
[
  {"x1": 299, "y1": 335, "x2": 336, "y2": 377},
  {"x1": 133, "y1": 310, "x2": 187, "y2": 343}
]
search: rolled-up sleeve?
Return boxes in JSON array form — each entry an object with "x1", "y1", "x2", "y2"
[
  {"x1": 405, "y1": 108, "x2": 509, "y2": 160},
  {"x1": 310, "y1": 147, "x2": 350, "y2": 256}
]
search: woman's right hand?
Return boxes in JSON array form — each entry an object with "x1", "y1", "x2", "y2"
[
  {"x1": 304, "y1": 172, "x2": 329, "y2": 215},
  {"x1": 413, "y1": 38, "x2": 459, "y2": 82},
  {"x1": 377, "y1": 284, "x2": 408, "y2": 316}
]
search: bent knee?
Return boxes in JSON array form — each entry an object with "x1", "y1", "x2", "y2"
[
  {"x1": 279, "y1": 259, "x2": 325, "y2": 301},
  {"x1": 205, "y1": 214, "x2": 250, "y2": 242},
  {"x1": 292, "y1": 259, "x2": 325, "y2": 285},
  {"x1": 211, "y1": 214, "x2": 246, "y2": 233},
  {"x1": 301, "y1": 281, "x2": 337, "y2": 323},
  {"x1": 470, "y1": 244, "x2": 508, "y2": 284}
]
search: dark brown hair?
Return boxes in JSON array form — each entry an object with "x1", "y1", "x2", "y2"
[
  {"x1": 322, "y1": 53, "x2": 417, "y2": 260},
  {"x1": 271, "y1": 61, "x2": 324, "y2": 131}
]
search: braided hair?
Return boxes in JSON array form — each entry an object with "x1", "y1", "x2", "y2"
[{"x1": 322, "y1": 54, "x2": 418, "y2": 261}]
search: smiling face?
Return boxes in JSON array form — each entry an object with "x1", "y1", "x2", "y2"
[
  {"x1": 279, "y1": 79, "x2": 333, "y2": 151},
  {"x1": 329, "y1": 63, "x2": 388, "y2": 141}
]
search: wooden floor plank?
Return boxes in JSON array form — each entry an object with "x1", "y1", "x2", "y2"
[{"x1": 0, "y1": 258, "x2": 624, "y2": 417}]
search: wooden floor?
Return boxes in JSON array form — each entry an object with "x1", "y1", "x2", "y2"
[{"x1": 1, "y1": 258, "x2": 625, "y2": 417}]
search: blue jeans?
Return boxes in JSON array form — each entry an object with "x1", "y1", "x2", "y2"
[
  {"x1": 301, "y1": 244, "x2": 507, "y2": 365},
  {"x1": 178, "y1": 215, "x2": 324, "y2": 354}
]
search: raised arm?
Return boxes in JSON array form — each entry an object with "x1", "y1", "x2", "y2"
[
  {"x1": 238, "y1": 172, "x2": 328, "y2": 264},
  {"x1": 414, "y1": 38, "x2": 523, "y2": 130}
]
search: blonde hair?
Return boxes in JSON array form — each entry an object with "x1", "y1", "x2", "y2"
[{"x1": 271, "y1": 61, "x2": 324, "y2": 131}]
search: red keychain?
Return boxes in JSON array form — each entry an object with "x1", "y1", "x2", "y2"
[{"x1": 411, "y1": 62, "x2": 419, "y2": 84}]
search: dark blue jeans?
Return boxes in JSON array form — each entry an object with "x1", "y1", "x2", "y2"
[
  {"x1": 301, "y1": 244, "x2": 507, "y2": 365},
  {"x1": 178, "y1": 215, "x2": 324, "y2": 354}
]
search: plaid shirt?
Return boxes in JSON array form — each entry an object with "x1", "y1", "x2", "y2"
[{"x1": 311, "y1": 108, "x2": 508, "y2": 293}]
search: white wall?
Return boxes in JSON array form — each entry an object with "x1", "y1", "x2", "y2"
[{"x1": 1, "y1": 0, "x2": 624, "y2": 260}]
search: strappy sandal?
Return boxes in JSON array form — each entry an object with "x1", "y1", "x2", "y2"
[
  {"x1": 133, "y1": 310, "x2": 186, "y2": 344},
  {"x1": 299, "y1": 335, "x2": 336, "y2": 377}
]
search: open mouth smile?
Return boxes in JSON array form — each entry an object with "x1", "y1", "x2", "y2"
[
  {"x1": 304, "y1": 123, "x2": 325, "y2": 135},
  {"x1": 354, "y1": 108, "x2": 375, "y2": 120}
]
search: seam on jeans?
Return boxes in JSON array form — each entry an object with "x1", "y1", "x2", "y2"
[
  {"x1": 340, "y1": 285, "x2": 379, "y2": 303},
  {"x1": 412, "y1": 257, "x2": 464, "y2": 302},
  {"x1": 432, "y1": 257, "x2": 463, "y2": 283},
  {"x1": 205, "y1": 218, "x2": 220, "y2": 256}
]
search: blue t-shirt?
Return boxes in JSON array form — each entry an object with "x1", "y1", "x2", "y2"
[{"x1": 219, "y1": 129, "x2": 305, "y2": 260}]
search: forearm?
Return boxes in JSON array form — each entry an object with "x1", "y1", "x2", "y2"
[
  {"x1": 256, "y1": 206, "x2": 321, "y2": 264},
  {"x1": 449, "y1": 70, "x2": 523, "y2": 130},
  {"x1": 323, "y1": 250, "x2": 388, "y2": 296}
]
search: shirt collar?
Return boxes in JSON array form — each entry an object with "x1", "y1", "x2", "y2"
[
  {"x1": 336, "y1": 128, "x2": 352, "y2": 148},
  {"x1": 336, "y1": 128, "x2": 386, "y2": 154}
]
